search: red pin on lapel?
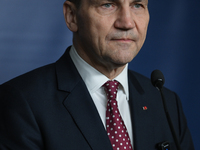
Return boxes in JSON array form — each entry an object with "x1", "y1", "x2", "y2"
[{"x1": 143, "y1": 106, "x2": 148, "y2": 110}]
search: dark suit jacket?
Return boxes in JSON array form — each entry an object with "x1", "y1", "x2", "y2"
[{"x1": 0, "y1": 47, "x2": 194, "y2": 150}]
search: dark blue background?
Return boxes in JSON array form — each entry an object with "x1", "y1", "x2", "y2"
[{"x1": 0, "y1": 0, "x2": 199, "y2": 149}]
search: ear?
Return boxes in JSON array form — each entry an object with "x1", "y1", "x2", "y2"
[{"x1": 63, "y1": 1, "x2": 78, "y2": 32}]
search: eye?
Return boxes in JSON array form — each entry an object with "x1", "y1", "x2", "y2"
[
  {"x1": 98, "y1": 3, "x2": 117, "y2": 15},
  {"x1": 102, "y1": 3, "x2": 114, "y2": 9},
  {"x1": 133, "y1": 4, "x2": 143, "y2": 9}
]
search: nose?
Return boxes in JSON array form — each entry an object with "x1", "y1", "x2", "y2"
[{"x1": 114, "y1": 6, "x2": 135, "y2": 30}]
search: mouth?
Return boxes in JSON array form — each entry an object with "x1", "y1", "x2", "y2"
[{"x1": 111, "y1": 38, "x2": 134, "y2": 43}]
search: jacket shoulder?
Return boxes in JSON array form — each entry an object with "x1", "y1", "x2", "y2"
[
  {"x1": 1, "y1": 63, "x2": 56, "y2": 90},
  {"x1": 128, "y1": 70, "x2": 174, "y2": 95}
]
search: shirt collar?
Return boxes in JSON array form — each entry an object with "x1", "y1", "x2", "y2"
[{"x1": 69, "y1": 45, "x2": 129, "y2": 100}]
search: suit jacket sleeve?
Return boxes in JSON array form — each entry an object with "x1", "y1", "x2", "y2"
[{"x1": 0, "y1": 83, "x2": 44, "y2": 150}]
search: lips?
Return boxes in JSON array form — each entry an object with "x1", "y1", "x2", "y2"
[
  {"x1": 107, "y1": 32, "x2": 138, "y2": 41},
  {"x1": 111, "y1": 38, "x2": 134, "y2": 42}
]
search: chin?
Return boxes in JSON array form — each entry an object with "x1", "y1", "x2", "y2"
[
  {"x1": 118, "y1": 51, "x2": 137, "y2": 62},
  {"x1": 112, "y1": 56, "x2": 134, "y2": 67}
]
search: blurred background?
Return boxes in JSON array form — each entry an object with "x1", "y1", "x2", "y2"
[{"x1": 0, "y1": 0, "x2": 199, "y2": 149}]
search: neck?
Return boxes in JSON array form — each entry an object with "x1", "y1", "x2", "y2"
[{"x1": 95, "y1": 64, "x2": 126, "y2": 80}]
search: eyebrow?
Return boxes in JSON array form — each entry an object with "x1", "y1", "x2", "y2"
[{"x1": 133, "y1": 0, "x2": 148, "y2": 2}]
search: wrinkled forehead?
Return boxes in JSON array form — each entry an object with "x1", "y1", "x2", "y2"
[{"x1": 89, "y1": 0, "x2": 148, "y2": 2}]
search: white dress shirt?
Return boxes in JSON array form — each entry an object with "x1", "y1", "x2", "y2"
[{"x1": 69, "y1": 45, "x2": 133, "y2": 145}]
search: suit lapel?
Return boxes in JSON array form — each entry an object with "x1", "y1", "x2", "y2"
[
  {"x1": 55, "y1": 48, "x2": 113, "y2": 150},
  {"x1": 128, "y1": 71, "x2": 155, "y2": 150},
  {"x1": 63, "y1": 80, "x2": 112, "y2": 150}
]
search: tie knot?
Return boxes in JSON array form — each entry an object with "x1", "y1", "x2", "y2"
[{"x1": 103, "y1": 80, "x2": 119, "y2": 100}]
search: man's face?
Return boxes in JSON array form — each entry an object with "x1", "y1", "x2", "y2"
[{"x1": 72, "y1": 0, "x2": 149, "y2": 70}]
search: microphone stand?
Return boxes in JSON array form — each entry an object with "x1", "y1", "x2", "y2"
[{"x1": 159, "y1": 87, "x2": 181, "y2": 150}]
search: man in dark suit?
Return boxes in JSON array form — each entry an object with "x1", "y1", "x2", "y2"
[{"x1": 0, "y1": 0, "x2": 194, "y2": 149}]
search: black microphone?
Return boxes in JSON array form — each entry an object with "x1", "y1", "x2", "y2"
[
  {"x1": 151, "y1": 69, "x2": 165, "y2": 89},
  {"x1": 151, "y1": 70, "x2": 181, "y2": 150}
]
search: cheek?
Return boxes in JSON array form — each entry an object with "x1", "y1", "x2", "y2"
[
  {"x1": 91, "y1": 20, "x2": 113, "y2": 50},
  {"x1": 78, "y1": 17, "x2": 99, "y2": 45},
  {"x1": 86, "y1": 17, "x2": 104, "y2": 40},
  {"x1": 137, "y1": 19, "x2": 149, "y2": 43}
]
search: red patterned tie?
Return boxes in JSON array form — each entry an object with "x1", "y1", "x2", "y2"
[{"x1": 103, "y1": 80, "x2": 133, "y2": 150}]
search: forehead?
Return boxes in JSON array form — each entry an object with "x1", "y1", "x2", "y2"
[{"x1": 89, "y1": 0, "x2": 148, "y2": 2}]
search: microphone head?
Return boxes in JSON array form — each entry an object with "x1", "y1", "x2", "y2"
[{"x1": 151, "y1": 69, "x2": 165, "y2": 89}]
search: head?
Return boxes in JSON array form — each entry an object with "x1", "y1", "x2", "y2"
[{"x1": 63, "y1": 0, "x2": 150, "y2": 78}]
